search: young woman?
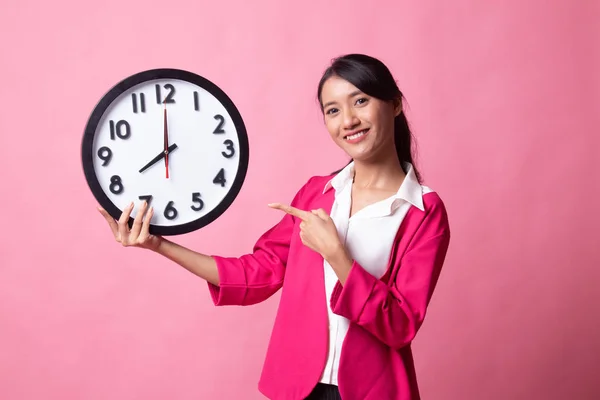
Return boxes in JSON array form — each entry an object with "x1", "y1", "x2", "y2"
[{"x1": 99, "y1": 54, "x2": 451, "y2": 400}]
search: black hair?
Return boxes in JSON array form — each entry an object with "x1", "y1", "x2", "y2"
[{"x1": 317, "y1": 53, "x2": 422, "y2": 182}]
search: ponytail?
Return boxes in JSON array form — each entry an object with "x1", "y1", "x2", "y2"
[{"x1": 393, "y1": 111, "x2": 421, "y2": 183}]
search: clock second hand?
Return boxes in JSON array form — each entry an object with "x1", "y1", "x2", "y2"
[{"x1": 163, "y1": 101, "x2": 169, "y2": 179}]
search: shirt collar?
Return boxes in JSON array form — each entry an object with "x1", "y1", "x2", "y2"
[
  {"x1": 323, "y1": 161, "x2": 424, "y2": 211},
  {"x1": 323, "y1": 162, "x2": 354, "y2": 194}
]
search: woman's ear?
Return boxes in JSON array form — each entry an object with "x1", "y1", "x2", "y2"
[{"x1": 393, "y1": 97, "x2": 403, "y2": 117}]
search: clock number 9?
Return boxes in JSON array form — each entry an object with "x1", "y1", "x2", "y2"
[
  {"x1": 164, "y1": 201, "x2": 178, "y2": 220},
  {"x1": 97, "y1": 146, "x2": 112, "y2": 166}
]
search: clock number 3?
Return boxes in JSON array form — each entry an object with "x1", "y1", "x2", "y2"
[{"x1": 222, "y1": 139, "x2": 235, "y2": 158}]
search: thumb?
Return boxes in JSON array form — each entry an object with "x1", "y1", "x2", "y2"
[{"x1": 311, "y1": 208, "x2": 330, "y2": 220}]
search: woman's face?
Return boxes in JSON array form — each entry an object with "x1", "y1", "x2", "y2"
[{"x1": 320, "y1": 75, "x2": 400, "y2": 163}]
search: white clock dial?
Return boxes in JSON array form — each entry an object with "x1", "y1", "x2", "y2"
[{"x1": 82, "y1": 69, "x2": 249, "y2": 235}]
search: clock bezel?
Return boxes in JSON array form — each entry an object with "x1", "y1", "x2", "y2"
[{"x1": 81, "y1": 68, "x2": 250, "y2": 236}]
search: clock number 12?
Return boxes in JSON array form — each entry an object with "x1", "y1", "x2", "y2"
[{"x1": 156, "y1": 84, "x2": 176, "y2": 104}]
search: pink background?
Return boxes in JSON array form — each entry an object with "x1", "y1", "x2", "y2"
[{"x1": 1, "y1": 0, "x2": 599, "y2": 399}]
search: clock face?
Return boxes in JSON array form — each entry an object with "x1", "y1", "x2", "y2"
[{"x1": 81, "y1": 69, "x2": 249, "y2": 235}]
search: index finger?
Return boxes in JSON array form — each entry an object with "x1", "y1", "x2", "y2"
[{"x1": 268, "y1": 203, "x2": 311, "y2": 220}]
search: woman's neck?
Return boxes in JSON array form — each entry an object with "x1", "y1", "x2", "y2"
[{"x1": 352, "y1": 155, "x2": 406, "y2": 191}]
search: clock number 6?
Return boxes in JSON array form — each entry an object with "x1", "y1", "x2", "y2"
[{"x1": 164, "y1": 201, "x2": 178, "y2": 220}]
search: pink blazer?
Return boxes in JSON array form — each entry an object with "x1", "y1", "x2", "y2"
[{"x1": 208, "y1": 173, "x2": 451, "y2": 400}]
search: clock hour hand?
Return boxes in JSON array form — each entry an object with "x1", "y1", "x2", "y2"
[{"x1": 139, "y1": 143, "x2": 178, "y2": 173}]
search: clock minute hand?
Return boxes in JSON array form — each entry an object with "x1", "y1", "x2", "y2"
[
  {"x1": 163, "y1": 103, "x2": 169, "y2": 179},
  {"x1": 139, "y1": 143, "x2": 178, "y2": 173}
]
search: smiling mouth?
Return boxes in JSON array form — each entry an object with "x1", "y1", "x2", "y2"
[{"x1": 344, "y1": 129, "x2": 369, "y2": 140}]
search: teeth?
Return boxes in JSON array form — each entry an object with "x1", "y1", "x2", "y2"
[{"x1": 346, "y1": 130, "x2": 367, "y2": 140}]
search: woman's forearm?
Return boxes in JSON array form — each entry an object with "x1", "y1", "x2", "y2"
[{"x1": 153, "y1": 238, "x2": 220, "y2": 286}]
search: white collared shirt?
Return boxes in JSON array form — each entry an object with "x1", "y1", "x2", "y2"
[{"x1": 318, "y1": 162, "x2": 433, "y2": 385}]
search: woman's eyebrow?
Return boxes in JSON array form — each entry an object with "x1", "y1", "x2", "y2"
[{"x1": 322, "y1": 90, "x2": 363, "y2": 108}]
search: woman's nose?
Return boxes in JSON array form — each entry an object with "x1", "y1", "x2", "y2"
[{"x1": 342, "y1": 109, "x2": 360, "y2": 129}]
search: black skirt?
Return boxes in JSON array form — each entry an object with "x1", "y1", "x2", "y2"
[{"x1": 304, "y1": 383, "x2": 342, "y2": 400}]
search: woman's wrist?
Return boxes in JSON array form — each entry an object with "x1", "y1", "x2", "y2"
[{"x1": 325, "y1": 243, "x2": 353, "y2": 285}]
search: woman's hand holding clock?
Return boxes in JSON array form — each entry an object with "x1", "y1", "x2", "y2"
[
  {"x1": 98, "y1": 201, "x2": 162, "y2": 251},
  {"x1": 97, "y1": 200, "x2": 221, "y2": 286}
]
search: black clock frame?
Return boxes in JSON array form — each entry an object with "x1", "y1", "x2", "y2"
[{"x1": 81, "y1": 68, "x2": 249, "y2": 236}]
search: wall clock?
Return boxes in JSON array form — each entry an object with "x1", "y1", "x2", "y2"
[{"x1": 81, "y1": 68, "x2": 249, "y2": 236}]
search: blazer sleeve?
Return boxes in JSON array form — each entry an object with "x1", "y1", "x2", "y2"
[
  {"x1": 329, "y1": 199, "x2": 451, "y2": 349},
  {"x1": 207, "y1": 178, "x2": 313, "y2": 306}
]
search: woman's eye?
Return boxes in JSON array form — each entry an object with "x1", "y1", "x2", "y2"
[
  {"x1": 326, "y1": 108, "x2": 339, "y2": 115},
  {"x1": 356, "y1": 98, "x2": 368, "y2": 105}
]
